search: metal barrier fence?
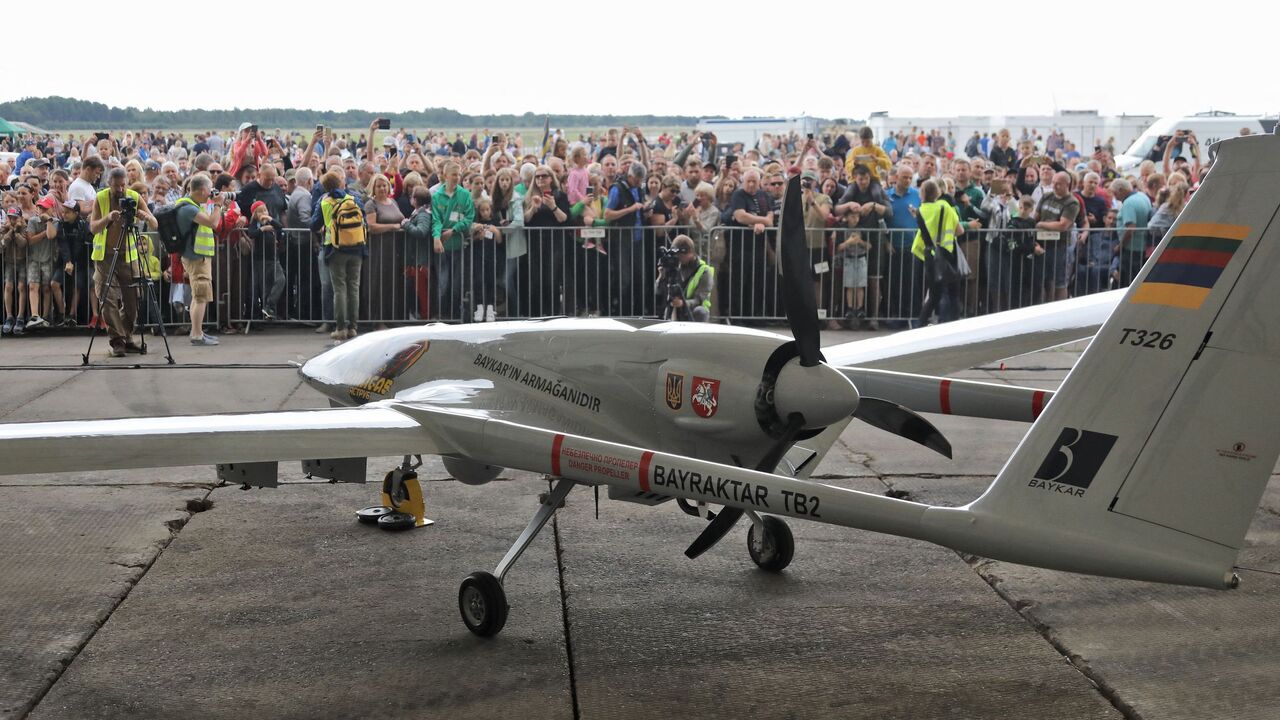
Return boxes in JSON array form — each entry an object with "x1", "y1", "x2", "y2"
[{"x1": 0, "y1": 223, "x2": 1153, "y2": 332}]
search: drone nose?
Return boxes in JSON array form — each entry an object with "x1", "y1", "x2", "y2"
[{"x1": 774, "y1": 360, "x2": 860, "y2": 429}]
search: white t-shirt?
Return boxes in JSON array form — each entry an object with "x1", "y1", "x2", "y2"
[{"x1": 69, "y1": 178, "x2": 97, "y2": 210}]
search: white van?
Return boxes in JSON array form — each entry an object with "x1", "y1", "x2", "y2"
[{"x1": 1115, "y1": 112, "x2": 1277, "y2": 174}]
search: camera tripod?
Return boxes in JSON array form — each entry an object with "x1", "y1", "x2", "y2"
[
  {"x1": 82, "y1": 222, "x2": 175, "y2": 365},
  {"x1": 660, "y1": 270, "x2": 694, "y2": 322}
]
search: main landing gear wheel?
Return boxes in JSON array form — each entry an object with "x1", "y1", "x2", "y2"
[
  {"x1": 356, "y1": 506, "x2": 393, "y2": 524},
  {"x1": 748, "y1": 515, "x2": 794, "y2": 572},
  {"x1": 459, "y1": 571, "x2": 508, "y2": 637},
  {"x1": 377, "y1": 511, "x2": 417, "y2": 531}
]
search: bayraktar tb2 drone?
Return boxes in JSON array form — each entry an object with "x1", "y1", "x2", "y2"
[{"x1": 3, "y1": 134, "x2": 1278, "y2": 638}]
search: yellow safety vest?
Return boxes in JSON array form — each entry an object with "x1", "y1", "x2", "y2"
[
  {"x1": 911, "y1": 200, "x2": 959, "y2": 261},
  {"x1": 320, "y1": 194, "x2": 339, "y2": 246},
  {"x1": 685, "y1": 259, "x2": 713, "y2": 309},
  {"x1": 91, "y1": 188, "x2": 143, "y2": 263},
  {"x1": 176, "y1": 196, "x2": 216, "y2": 256}
]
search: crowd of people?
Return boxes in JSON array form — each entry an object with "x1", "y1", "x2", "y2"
[{"x1": 0, "y1": 118, "x2": 1225, "y2": 351}]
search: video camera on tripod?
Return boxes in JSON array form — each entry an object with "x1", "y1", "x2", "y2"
[
  {"x1": 117, "y1": 195, "x2": 138, "y2": 228},
  {"x1": 657, "y1": 244, "x2": 691, "y2": 321}
]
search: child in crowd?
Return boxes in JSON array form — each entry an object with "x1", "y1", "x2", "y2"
[
  {"x1": 55, "y1": 199, "x2": 90, "y2": 326},
  {"x1": 469, "y1": 197, "x2": 503, "y2": 321},
  {"x1": 1, "y1": 208, "x2": 28, "y2": 335},
  {"x1": 1008, "y1": 195, "x2": 1043, "y2": 307},
  {"x1": 403, "y1": 186, "x2": 434, "y2": 320},
  {"x1": 23, "y1": 195, "x2": 58, "y2": 329},
  {"x1": 565, "y1": 146, "x2": 590, "y2": 205}
]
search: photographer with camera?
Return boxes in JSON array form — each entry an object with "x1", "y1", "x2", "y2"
[
  {"x1": 654, "y1": 234, "x2": 713, "y2": 322},
  {"x1": 88, "y1": 167, "x2": 158, "y2": 357},
  {"x1": 175, "y1": 174, "x2": 231, "y2": 346}
]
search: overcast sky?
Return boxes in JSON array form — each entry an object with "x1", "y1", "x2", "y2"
[{"x1": 7, "y1": 0, "x2": 1277, "y2": 121}]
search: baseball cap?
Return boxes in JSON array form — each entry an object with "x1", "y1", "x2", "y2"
[
  {"x1": 62, "y1": 199, "x2": 78, "y2": 210},
  {"x1": 6, "y1": 207, "x2": 20, "y2": 217},
  {"x1": 250, "y1": 200, "x2": 267, "y2": 215},
  {"x1": 31, "y1": 158, "x2": 49, "y2": 168},
  {"x1": 238, "y1": 121, "x2": 254, "y2": 132},
  {"x1": 382, "y1": 136, "x2": 396, "y2": 147},
  {"x1": 145, "y1": 160, "x2": 161, "y2": 171},
  {"x1": 801, "y1": 170, "x2": 819, "y2": 183},
  {"x1": 36, "y1": 196, "x2": 56, "y2": 209},
  {"x1": 1075, "y1": 162, "x2": 1090, "y2": 172}
]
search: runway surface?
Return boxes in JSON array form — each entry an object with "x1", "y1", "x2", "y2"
[{"x1": 2, "y1": 327, "x2": 1276, "y2": 719}]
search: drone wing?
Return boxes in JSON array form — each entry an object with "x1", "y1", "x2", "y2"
[
  {"x1": 0, "y1": 404, "x2": 462, "y2": 476},
  {"x1": 821, "y1": 289, "x2": 1122, "y2": 375}
]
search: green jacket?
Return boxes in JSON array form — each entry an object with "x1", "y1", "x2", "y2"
[{"x1": 431, "y1": 185, "x2": 475, "y2": 252}]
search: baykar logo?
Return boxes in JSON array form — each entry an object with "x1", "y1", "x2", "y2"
[
  {"x1": 1028, "y1": 427, "x2": 1118, "y2": 497},
  {"x1": 691, "y1": 376, "x2": 720, "y2": 418},
  {"x1": 665, "y1": 373, "x2": 684, "y2": 410}
]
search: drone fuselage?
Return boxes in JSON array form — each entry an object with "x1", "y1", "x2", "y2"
[{"x1": 299, "y1": 319, "x2": 855, "y2": 469}]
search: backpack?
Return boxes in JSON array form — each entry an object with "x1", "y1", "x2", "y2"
[
  {"x1": 153, "y1": 201, "x2": 195, "y2": 254},
  {"x1": 331, "y1": 195, "x2": 366, "y2": 247}
]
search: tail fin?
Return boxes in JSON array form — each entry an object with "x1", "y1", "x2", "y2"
[{"x1": 926, "y1": 134, "x2": 1280, "y2": 589}]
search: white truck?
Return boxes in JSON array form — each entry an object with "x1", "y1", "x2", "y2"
[{"x1": 1115, "y1": 112, "x2": 1277, "y2": 174}]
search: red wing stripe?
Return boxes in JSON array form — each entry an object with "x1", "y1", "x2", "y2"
[
  {"x1": 639, "y1": 451, "x2": 653, "y2": 492},
  {"x1": 1032, "y1": 391, "x2": 1046, "y2": 419},
  {"x1": 551, "y1": 434, "x2": 565, "y2": 476},
  {"x1": 939, "y1": 380, "x2": 952, "y2": 414}
]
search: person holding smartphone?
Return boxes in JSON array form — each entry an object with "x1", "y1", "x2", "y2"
[{"x1": 228, "y1": 122, "x2": 267, "y2": 179}]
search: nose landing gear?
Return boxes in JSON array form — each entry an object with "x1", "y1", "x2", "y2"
[{"x1": 457, "y1": 477, "x2": 577, "y2": 637}]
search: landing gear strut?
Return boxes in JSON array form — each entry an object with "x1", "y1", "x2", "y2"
[{"x1": 458, "y1": 477, "x2": 577, "y2": 637}]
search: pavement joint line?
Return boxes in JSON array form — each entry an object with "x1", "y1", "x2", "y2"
[
  {"x1": 273, "y1": 376, "x2": 307, "y2": 411},
  {"x1": 964, "y1": 555, "x2": 1144, "y2": 720},
  {"x1": 0, "y1": 369, "x2": 84, "y2": 421},
  {"x1": 20, "y1": 484, "x2": 217, "y2": 720},
  {"x1": 550, "y1": 508, "x2": 581, "y2": 720}
]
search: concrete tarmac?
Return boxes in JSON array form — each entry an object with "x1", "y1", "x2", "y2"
[{"x1": 1, "y1": 327, "x2": 1276, "y2": 719}]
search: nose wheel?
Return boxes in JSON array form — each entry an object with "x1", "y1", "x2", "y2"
[
  {"x1": 747, "y1": 514, "x2": 794, "y2": 572},
  {"x1": 459, "y1": 571, "x2": 509, "y2": 637},
  {"x1": 458, "y1": 477, "x2": 577, "y2": 637}
]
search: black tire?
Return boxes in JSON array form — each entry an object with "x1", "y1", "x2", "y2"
[
  {"x1": 377, "y1": 511, "x2": 416, "y2": 531},
  {"x1": 748, "y1": 515, "x2": 794, "y2": 572},
  {"x1": 356, "y1": 506, "x2": 393, "y2": 524},
  {"x1": 459, "y1": 571, "x2": 508, "y2": 637}
]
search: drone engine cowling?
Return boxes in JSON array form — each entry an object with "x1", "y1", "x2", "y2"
[{"x1": 443, "y1": 456, "x2": 505, "y2": 485}]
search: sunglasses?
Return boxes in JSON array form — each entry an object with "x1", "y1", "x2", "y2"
[{"x1": 535, "y1": 174, "x2": 551, "y2": 179}]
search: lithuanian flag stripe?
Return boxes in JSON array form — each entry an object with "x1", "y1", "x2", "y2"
[
  {"x1": 1130, "y1": 283, "x2": 1212, "y2": 310},
  {"x1": 1172, "y1": 222, "x2": 1251, "y2": 240},
  {"x1": 1128, "y1": 223, "x2": 1251, "y2": 310}
]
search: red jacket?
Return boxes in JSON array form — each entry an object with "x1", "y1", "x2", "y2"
[{"x1": 228, "y1": 136, "x2": 268, "y2": 178}]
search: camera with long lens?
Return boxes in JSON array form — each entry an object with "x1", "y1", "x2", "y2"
[
  {"x1": 658, "y1": 245, "x2": 688, "y2": 320},
  {"x1": 658, "y1": 245, "x2": 682, "y2": 274},
  {"x1": 118, "y1": 195, "x2": 138, "y2": 226}
]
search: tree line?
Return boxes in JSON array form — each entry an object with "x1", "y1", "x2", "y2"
[{"x1": 0, "y1": 96, "x2": 707, "y2": 130}]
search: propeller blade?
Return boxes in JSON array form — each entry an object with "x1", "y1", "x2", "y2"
[
  {"x1": 684, "y1": 413, "x2": 805, "y2": 559},
  {"x1": 854, "y1": 397, "x2": 953, "y2": 459},
  {"x1": 778, "y1": 173, "x2": 823, "y2": 367},
  {"x1": 683, "y1": 506, "x2": 745, "y2": 559}
]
